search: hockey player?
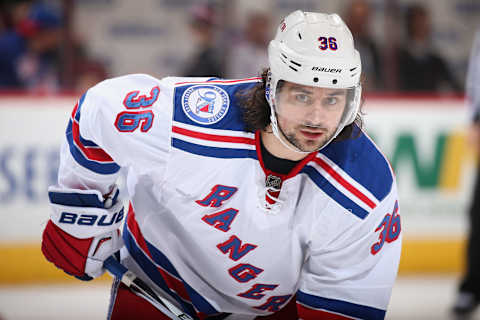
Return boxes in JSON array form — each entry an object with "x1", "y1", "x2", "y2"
[{"x1": 41, "y1": 10, "x2": 401, "y2": 320}]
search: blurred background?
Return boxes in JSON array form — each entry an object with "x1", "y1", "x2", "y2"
[{"x1": 0, "y1": 0, "x2": 480, "y2": 319}]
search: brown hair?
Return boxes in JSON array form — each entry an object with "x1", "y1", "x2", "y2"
[{"x1": 237, "y1": 69, "x2": 364, "y2": 142}]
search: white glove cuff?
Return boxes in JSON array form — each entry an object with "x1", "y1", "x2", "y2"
[{"x1": 49, "y1": 200, "x2": 124, "y2": 239}]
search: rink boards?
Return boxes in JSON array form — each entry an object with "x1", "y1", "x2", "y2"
[{"x1": 0, "y1": 94, "x2": 472, "y2": 283}]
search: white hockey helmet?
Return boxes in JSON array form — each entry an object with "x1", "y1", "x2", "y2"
[{"x1": 266, "y1": 10, "x2": 362, "y2": 152}]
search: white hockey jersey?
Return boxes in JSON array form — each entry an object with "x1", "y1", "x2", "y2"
[{"x1": 58, "y1": 73, "x2": 401, "y2": 319}]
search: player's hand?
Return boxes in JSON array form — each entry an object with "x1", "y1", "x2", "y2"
[{"x1": 41, "y1": 186, "x2": 125, "y2": 280}]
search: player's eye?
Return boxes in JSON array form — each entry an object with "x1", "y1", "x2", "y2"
[
  {"x1": 294, "y1": 93, "x2": 312, "y2": 104},
  {"x1": 323, "y1": 96, "x2": 338, "y2": 106}
]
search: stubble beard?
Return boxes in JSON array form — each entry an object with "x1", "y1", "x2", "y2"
[{"x1": 279, "y1": 124, "x2": 334, "y2": 153}]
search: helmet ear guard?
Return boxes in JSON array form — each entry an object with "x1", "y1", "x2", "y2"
[{"x1": 266, "y1": 10, "x2": 362, "y2": 152}]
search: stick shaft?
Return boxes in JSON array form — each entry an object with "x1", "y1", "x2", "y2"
[{"x1": 104, "y1": 256, "x2": 193, "y2": 320}]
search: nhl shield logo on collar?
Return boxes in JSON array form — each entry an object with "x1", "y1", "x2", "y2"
[
  {"x1": 266, "y1": 174, "x2": 282, "y2": 189},
  {"x1": 181, "y1": 85, "x2": 230, "y2": 125}
]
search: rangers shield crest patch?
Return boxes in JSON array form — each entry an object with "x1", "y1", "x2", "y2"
[{"x1": 181, "y1": 85, "x2": 230, "y2": 125}]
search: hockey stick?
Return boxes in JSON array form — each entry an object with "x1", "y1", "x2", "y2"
[{"x1": 104, "y1": 256, "x2": 194, "y2": 320}]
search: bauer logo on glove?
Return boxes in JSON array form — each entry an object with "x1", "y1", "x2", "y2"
[
  {"x1": 58, "y1": 209, "x2": 124, "y2": 226},
  {"x1": 48, "y1": 186, "x2": 124, "y2": 238}
]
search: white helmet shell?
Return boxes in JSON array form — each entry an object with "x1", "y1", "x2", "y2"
[{"x1": 266, "y1": 10, "x2": 362, "y2": 152}]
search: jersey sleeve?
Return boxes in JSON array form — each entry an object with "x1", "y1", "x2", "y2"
[
  {"x1": 57, "y1": 74, "x2": 177, "y2": 194},
  {"x1": 296, "y1": 181, "x2": 401, "y2": 320}
]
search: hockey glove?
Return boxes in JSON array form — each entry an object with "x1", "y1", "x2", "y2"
[{"x1": 41, "y1": 186, "x2": 124, "y2": 280}]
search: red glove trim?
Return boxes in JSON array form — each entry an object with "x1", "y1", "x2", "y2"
[{"x1": 41, "y1": 220, "x2": 94, "y2": 276}]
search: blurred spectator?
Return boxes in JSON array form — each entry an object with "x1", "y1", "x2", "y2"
[
  {"x1": 0, "y1": 1, "x2": 62, "y2": 91},
  {"x1": 344, "y1": 0, "x2": 383, "y2": 91},
  {"x1": 0, "y1": 0, "x2": 30, "y2": 88},
  {"x1": 395, "y1": 4, "x2": 460, "y2": 92},
  {"x1": 227, "y1": 11, "x2": 271, "y2": 78},
  {"x1": 182, "y1": 4, "x2": 224, "y2": 78},
  {"x1": 15, "y1": 2, "x2": 63, "y2": 91},
  {"x1": 0, "y1": 1, "x2": 109, "y2": 92},
  {"x1": 452, "y1": 28, "x2": 480, "y2": 318}
]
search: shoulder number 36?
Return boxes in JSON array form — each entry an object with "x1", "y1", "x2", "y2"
[
  {"x1": 114, "y1": 86, "x2": 160, "y2": 132},
  {"x1": 371, "y1": 200, "x2": 401, "y2": 255}
]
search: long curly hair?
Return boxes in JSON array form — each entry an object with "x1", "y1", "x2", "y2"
[{"x1": 237, "y1": 69, "x2": 364, "y2": 142}]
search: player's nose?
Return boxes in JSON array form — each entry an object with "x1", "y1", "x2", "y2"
[{"x1": 305, "y1": 104, "x2": 326, "y2": 123}]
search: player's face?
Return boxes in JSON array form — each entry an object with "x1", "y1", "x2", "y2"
[{"x1": 274, "y1": 81, "x2": 348, "y2": 152}]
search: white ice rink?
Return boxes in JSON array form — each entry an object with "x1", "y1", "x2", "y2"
[{"x1": 0, "y1": 275, "x2": 478, "y2": 320}]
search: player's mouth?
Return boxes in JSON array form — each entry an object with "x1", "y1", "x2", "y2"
[{"x1": 299, "y1": 129, "x2": 325, "y2": 139}]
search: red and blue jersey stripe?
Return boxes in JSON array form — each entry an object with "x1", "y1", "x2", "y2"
[
  {"x1": 66, "y1": 93, "x2": 120, "y2": 175},
  {"x1": 123, "y1": 204, "x2": 220, "y2": 319},
  {"x1": 171, "y1": 121, "x2": 257, "y2": 160},
  {"x1": 319, "y1": 126, "x2": 394, "y2": 203},
  {"x1": 302, "y1": 127, "x2": 393, "y2": 219},
  {"x1": 172, "y1": 78, "x2": 260, "y2": 159},
  {"x1": 296, "y1": 291, "x2": 386, "y2": 320}
]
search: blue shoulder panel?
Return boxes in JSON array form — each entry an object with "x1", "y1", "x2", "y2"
[
  {"x1": 320, "y1": 125, "x2": 394, "y2": 203},
  {"x1": 173, "y1": 80, "x2": 259, "y2": 132}
]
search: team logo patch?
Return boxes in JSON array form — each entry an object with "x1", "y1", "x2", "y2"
[{"x1": 181, "y1": 85, "x2": 230, "y2": 125}]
